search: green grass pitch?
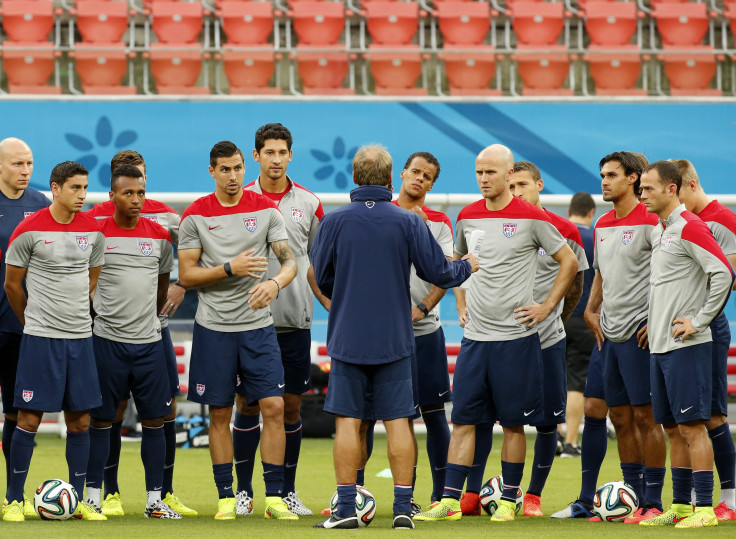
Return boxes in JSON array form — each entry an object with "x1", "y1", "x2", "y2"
[{"x1": 10, "y1": 431, "x2": 736, "y2": 537}]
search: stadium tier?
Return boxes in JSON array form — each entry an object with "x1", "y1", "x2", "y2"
[{"x1": 0, "y1": 0, "x2": 735, "y2": 96}]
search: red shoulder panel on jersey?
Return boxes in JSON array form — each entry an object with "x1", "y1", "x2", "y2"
[
  {"x1": 545, "y1": 208, "x2": 583, "y2": 247},
  {"x1": 697, "y1": 200, "x2": 736, "y2": 236},
  {"x1": 142, "y1": 198, "x2": 177, "y2": 214},
  {"x1": 182, "y1": 191, "x2": 278, "y2": 220},
  {"x1": 681, "y1": 211, "x2": 734, "y2": 275},
  {"x1": 292, "y1": 181, "x2": 324, "y2": 221},
  {"x1": 458, "y1": 196, "x2": 551, "y2": 223},
  {"x1": 84, "y1": 200, "x2": 116, "y2": 218},
  {"x1": 595, "y1": 203, "x2": 659, "y2": 230},
  {"x1": 423, "y1": 206, "x2": 453, "y2": 234},
  {"x1": 9, "y1": 207, "x2": 102, "y2": 245},
  {"x1": 98, "y1": 214, "x2": 172, "y2": 242}
]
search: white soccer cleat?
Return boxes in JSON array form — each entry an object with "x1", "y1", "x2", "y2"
[
  {"x1": 283, "y1": 491, "x2": 313, "y2": 516},
  {"x1": 145, "y1": 500, "x2": 182, "y2": 519},
  {"x1": 236, "y1": 491, "x2": 254, "y2": 516}
]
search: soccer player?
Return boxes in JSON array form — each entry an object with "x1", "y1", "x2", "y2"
[
  {"x1": 673, "y1": 158, "x2": 736, "y2": 521},
  {"x1": 233, "y1": 123, "x2": 325, "y2": 517},
  {"x1": 392, "y1": 151, "x2": 455, "y2": 506},
  {"x1": 508, "y1": 162, "x2": 588, "y2": 517},
  {"x1": 2, "y1": 161, "x2": 105, "y2": 521},
  {"x1": 85, "y1": 150, "x2": 196, "y2": 517},
  {"x1": 415, "y1": 144, "x2": 578, "y2": 524},
  {"x1": 311, "y1": 145, "x2": 477, "y2": 530},
  {"x1": 85, "y1": 164, "x2": 180, "y2": 519},
  {"x1": 178, "y1": 141, "x2": 298, "y2": 520},
  {"x1": 0, "y1": 138, "x2": 49, "y2": 517},
  {"x1": 553, "y1": 151, "x2": 667, "y2": 522},
  {"x1": 638, "y1": 160, "x2": 733, "y2": 528},
  {"x1": 562, "y1": 192, "x2": 596, "y2": 456}
]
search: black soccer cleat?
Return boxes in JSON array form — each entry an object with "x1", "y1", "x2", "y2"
[
  {"x1": 313, "y1": 513, "x2": 359, "y2": 529},
  {"x1": 393, "y1": 512, "x2": 415, "y2": 529}
]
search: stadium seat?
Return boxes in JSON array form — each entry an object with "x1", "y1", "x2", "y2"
[
  {"x1": 71, "y1": 0, "x2": 130, "y2": 44},
  {"x1": 363, "y1": 2, "x2": 421, "y2": 46},
  {"x1": 293, "y1": 46, "x2": 354, "y2": 94},
  {"x1": 366, "y1": 45, "x2": 426, "y2": 95},
  {"x1": 150, "y1": 0, "x2": 204, "y2": 44},
  {"x1": 217, "y1": 1, "x2": 277, "y2": 46},
  {"x1": 70, "y1": 45, "x2": 137, "y2": 94},
  {"x1": 0, "y1": 0, "x2": 57, "y2": 43},
  {"x1": 658, "y1": 48, "x2": 721, "y2": 96},
  {"x1": 583, "y1": 45, "x2": 647, "y2": 95},
  {"x1": 288, "y1": 2, "x2": 346, "y2": 46},
  {"x1": 509, "y1": 1, "x2": 568, "y2": 46},
  {"x1": 147, "y1": 45, "x2": 210, "y2": 94},
  {"x1": 651, "y1": 3, "x2": 713, "y2": 47},
  {"x1": 220, "y1": 49, "x2": 282, "y2": 94},
  {"x1": 582, "y1": 1, "x2": 643, "y2": 47},
  {"x1": 512, "y1": 45, "x2": 572, "y2": 95},
  {"x1": 434, "y1": 1, "x2": 494, "y2": 46},
  {"x1": 0, "y1": 43, "x2": 61, "y2": 94},
  {"x1": 438, "y1": 45, "x2": 501, "y2": 95},
  {"x1": 725, "y1": 2, "x2": 736, "y2": 37}
]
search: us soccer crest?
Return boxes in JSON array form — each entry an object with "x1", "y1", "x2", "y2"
[
  {"x1": 503, "y1": 223, "x2": 517, "y2": 238},
  {"x1": 664, "y1": 234, "x2": 674, "y2": 251},
  {"x1": 291, "y1": 207, "x2": 304, "y2": 223},
  {"x1": 22, "y1": 390, "x2": 33, "y2": 402},
  {"x1": 76, "y1": 235, "x2": 89, "y2": 250},
  {"x1": 23, "y1": 211, "x2": 33, "y2": 218},
  {"x1": 196, "y1": 384, "x2": 205, "y2": 396},
  {"x1": 139, "y1": 241, "x2": 153, "y2": 256},
  {"x1": 243, "y1": 217, "x2": 258, "y2": 232},
  {"x1": 144, "y1": 215, "x2": 159, "y2": 223},
  {"x1": 538, "y1": 247, "x2": 547, "y2": 257},
  {"x1": 622, "y1": 230, "x2": 634, "y2": 245}
]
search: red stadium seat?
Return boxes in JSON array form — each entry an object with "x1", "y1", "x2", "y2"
[
  {"x1": 658, "y1": 48, "x2": 721, "y2": 96},
  {"x1": 71, "y1": 0, "x2": 130, "y2": 44},
  {"x1": 0, "y1": 42, "x2": 61, "y2": 94},
  {"x1": 289, "y1": 2, "x2": 346, "y2": 46},
  {"x1": 366, "y1": 45, "x2": 426, "y2": 95},
  {"x1": 363, "y1": 2, "x2": 420, "y2": 46},
  {"x1": 221, "y1": 49, "x2": 282, "y2": 94},
  {"x1": 70, "y1": 44, "x2": 136, "y2": 94},
  {"x1": 652, "y1": 3, "x2": 712, "y2": 47},
  {"x1": 147, "y1": 45, "x2": 210, "y2": 94},
  {"x1": 0, "y1": 0, "x2": 56, "y2": 43},
  {"x1": 726, "y1": 3, "x2": 736, "y2": 37},
  {"x1": 435, "y1": 1, "x2": 493, "y2": 46},
  {"x1": 217, "y1": 1, "x2": 276, "y2": 46},
  {"x1": 582, "y1": 1, "x2": 642, "y2": 47},
  {"x1": 512, "y1": 45, "x2": 573, "y2": 95},
  {"x1": 294, "y1": 46, "x2": 354, "y2": 94},
  {"x1": 510, "y1": 1, "x2": 567, "y2": 46},
  {"x1": 439, "y1": 45, "x2": 501, "y2": 95},
  {"x1": 584, "y1": 45, "x2": 646, "y2": 95},
  {"x1": 151, "y1": 0, "x2": 204, "y2": 44}
]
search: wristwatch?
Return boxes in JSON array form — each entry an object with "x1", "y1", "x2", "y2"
[{"x1": 416, "y1": 303, "x2": 429, "y2": 317}]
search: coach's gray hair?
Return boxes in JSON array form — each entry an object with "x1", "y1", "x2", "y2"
[{"x1": 353, "y1": 145, "x2": 392, "y2": 186}]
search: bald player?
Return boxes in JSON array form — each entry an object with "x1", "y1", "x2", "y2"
[
  {"x1": 416, "y1": 145, "x2": 578, "y2": 523},
  {"x1": 0, "y1": 138, "x2": 49, "y2": 516},
  {"x1": 674, "y1": 158, "x2": 736, "y2": 521}
]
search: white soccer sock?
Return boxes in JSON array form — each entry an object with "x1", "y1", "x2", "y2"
[
  {"x1": 86, "y1": 487, "x2": 101, "y2": 507},
  {"x1": 147, "y1": 490, "x2": 162, "y2": 508},
  {"x1": 719, "y1": 488, "x2": 735, "y2": 510}
]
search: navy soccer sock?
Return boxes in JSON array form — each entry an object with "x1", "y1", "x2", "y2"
[
  {"x1": 2, "y1": 418, "x2": 17, "y2": 490},
  {"x1": 356, "y1": 468, "x2": 365, "y2": 487},
  {"x1": 527, "y1": 425, "x2": 557, "y2": 497},
  {"x1": 644, "y1": 466, "x2": 665, "y2": 510},
  {"x1": 671, "y1": 467, "x2": 692, "y2": 505},
  {"x1": 232, "y1": 412, "x2": 260, "y2": 497},
  {"x1": 709, "y1": 423, "x2": 735, "y2": 493},
  {"x1": 501, "y1": 460, "x2": 524, "y2": 503},
  {"x1": 104, "y1": 421, "x2": 122, "y2": 497},
  {"x1": 692, "y1": 470, "x2": 713, "y2": 508},
  {"x1": 466, "y1": 423, "x2": 492, "y2": 493},
  {"x1": 579, "y1": 416, "x2": 607, "y2": 505},
  {"x1": 66, "y1": 430, "x2": 90, "y2": 501},
  {"x1": 7, "y1": 427, "x2": 35, "y2": 503},
  {"x1": 162, "y1": 419, "x2": 176, "y2": 495},
  {"x1": 86, "y1": 426, "x2": 111, "y2": 490},
  {"x1": 262, "y1": 461, "x2": 285, "y2": 498},
  {"x1": 365, "y1": 420, "x2": 375, "y2": 460},
  {"x1": 212, "y1": 462, "x2": 234, "y2": 499},
  {"x1": 442, "y1": 463, "x2": 470, "y2": 500},
  {"x1": 422, "y1": 408, "x2": 450, "y2": 502},
  {"x1": 620, "y1": 462, "x2": 645, "y2": 506},
  {"x1": 336, "y1": 483, "x2": 356, "y2": 518},
  {"x1": 141, "y1": 425, "x2": 165, "y2": 493},
  {"x1": 394, "y1": 483, "x2": 412, "y2": 515},
  {"x1": 283, "y1": 419, "x2": 303, "y2": 495}
]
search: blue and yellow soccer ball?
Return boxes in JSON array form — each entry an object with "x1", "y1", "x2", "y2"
[
  {"x1": 593, "y1": 480, "x2": 639, "y2": 522},
  {"x1": 479, "y1": 475, "x2": 523, "y2": 515},
  {"x1": 329, "y1": 485, "x2": 377, "y2": 526},
  {"x1": 34, "y1": 479, "x2": 79, "y2": 520}
]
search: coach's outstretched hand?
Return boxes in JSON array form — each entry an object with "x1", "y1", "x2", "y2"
[
  {"x1": 462, "y1": 253, "x2": 479, "y2": 273},
  {"x1": 230, "y1": 248, "x2": 269, "y2": 279}
]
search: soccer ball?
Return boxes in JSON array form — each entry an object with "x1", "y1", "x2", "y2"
[
  {"x1": 479, "y1": 475, "x2": 523, "y2": 515},
  {"x1": 329, "y1": 485, "x2": 377, "y2": 526},
  {"x1": 34, "y1": 479, "x2": 78, "y2": 520},
  {"x1": 592, "y1": 481, "x2": 639, "y2": 522}
]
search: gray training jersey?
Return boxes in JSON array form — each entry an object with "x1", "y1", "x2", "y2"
[
  {"x1": 179, "y1": 190, "x2": 288, "y2": 332},
  {"x1": 5, "y1": 207, "x2": 104, "y2": 338},
  {"x1": 648, "y1": 205, "x2": 734, "y2": 354},
  {"x1": 593, "y1": 203, "x2": 659, "y2": 342},
  {"x1": 534, "y1": 209, "x2": 589, "y2": 349},
  {"x1": 245, "y1": 177, "x2": 323, "y2": 332},
  {"x1": 93, "y1": 216, "x2": 174, "y2": 344},
  {"x1": 455, "y1": 197, "x2": 566, "y2": 342}
]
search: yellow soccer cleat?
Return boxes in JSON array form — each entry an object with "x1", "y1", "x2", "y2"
[
  {"x1": 674, "y1": 507, "x2": 718, "y2": 529},
  {"x1": 490, "y1": 499, "x2": 517, "y2": 522},
  {"x1": 73, "y1": 500, "x2": 107, "y2": 521},
  {"x1": 101, "y1": 493, "x2": 125, "y2": 516},
  {"x1": 264, "y1": 496, "x2": 298, "y2": 520},
  {"x1": 162, "y1": 493, "x2": 198, "y2": 517},
  {"x1": 413, "y1": 498, "x2": 462, "y2": 522},
  {"x1": 214, "y1": 497, "x2": 236, "y2": 520},
  {"x1": 639, "y1": 503, "x2": 692, "y2": 526},
  {"x1": 23, "y1": 494, "x2": 38, "y2": 518},
  {"x1": 2, "y1": 500, "x2": 25, "y2": 522}
]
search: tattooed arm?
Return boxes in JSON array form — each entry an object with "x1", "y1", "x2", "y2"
[
  {"x1": 247, "y1": 239, "x2": 298, "y2": 310},
  {"x1": 560, "y1": 271, "x2": 584, "y2": 324}
]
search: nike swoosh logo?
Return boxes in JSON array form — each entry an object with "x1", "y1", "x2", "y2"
[
  {"x1": 304, "y1": 379, "x2": 310, "y2": 384},
  {"x1": 680, "y1": 406, "x2": 694, "y2": 413},
  {"x1": 209, "y1": 225, "x2": 221, "y2": 230},
  {"x1": 285, "y1": 463, "x2": 297, "y2": 468},
  {"x1": 599, "y1": 237, "x2": 607, "y2": 242},
  {"x1": 13, "y1": 469, "x2": 27, "y2": 474},
  {"x1": 44, "y1": 240, "x2": 55, "y2": 244},
  {"x1": 646, "y1": 482, "x2": 659, "y2": 486},
  {"x1": 234, "y1": 459, "x2": 249, "y2": 465},
  {"x1": 223, "y1": 486, "x2": 232, "y2": 491},
  {"x1": 523, "y1": 409, "x2": 535, "y2": 416},
  {"x1": 439, "y1": 390, "x2": 449, "y2": 397},
  {"x1": 434, "y1": 466, "x2": 446, "y2": 471},
  {"x1": 154, "y1": 487, "x2": 162, "y2": 491},
  {"x1": 553, "y1": 410, "x2": 564, "y2": 416},
  {"x1": 106, "y1": 246, "x2": 119, "y2": 250},
  {"x1": 166, "y1": 399, "x2": 172, "y2": 406},
  {"x1": 712, "y1": 431, "x2": 724, "y2": 439},
  {"x1": 537, "y1": 464, "x2": 552, "y2": 469},
  {"x1": 75, "y1": 472, "x2": 86, "y2": 477},
  {"x1": 278, "y1": 383, "x2": 285, "y2": 388},
  {"x1": 164, "y1": 464, "x2": 174, "y2": 469}
]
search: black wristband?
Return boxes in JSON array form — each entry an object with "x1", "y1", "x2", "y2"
[
  {"x1": 223, "y1": 262, "x2": 234, "y2": 277},
  {"x1": 417, "y1": 303, "x2": 429, "y2": 317},
  {"x1": 173, "y1": 281, "x2": 186, "y2": 290},
  {"x1": 269, "y1": 278, "x2": 280, "y2": 299}
]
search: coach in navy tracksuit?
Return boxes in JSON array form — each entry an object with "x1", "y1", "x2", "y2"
[{"x1": 311, "y1": 144, "x2": 478, "y2": 530}]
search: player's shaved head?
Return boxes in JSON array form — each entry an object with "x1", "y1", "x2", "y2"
[
  {"x1": 477, "y1": 144, "x2": 514, "y2": 170},
  {"x1": 0, "y1": 137, "x2": 31, "y2": 160},
  {"x1": 669, "y1": 159, "x2": 699, "y2": 186},
  {"x1": 353, "y1": 144, "x2": 392, "y2": 186},
  {"x1": 643, "y1": 160, "x2": 682, "y2": 194}
]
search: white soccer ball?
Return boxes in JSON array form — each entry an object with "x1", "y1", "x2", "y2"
[
  {"x1": 592, "y1": 480, "x2": 639, "y2": 522},
  {"x1": 34, "y1": 479, "x2": 78, "y2": 520},
  {"x1": 479, "y1": 475, "x2": 523, "y2": 515},
  {"x1": 329, "y1": 485, "x2": 377, "y2": 527}
]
